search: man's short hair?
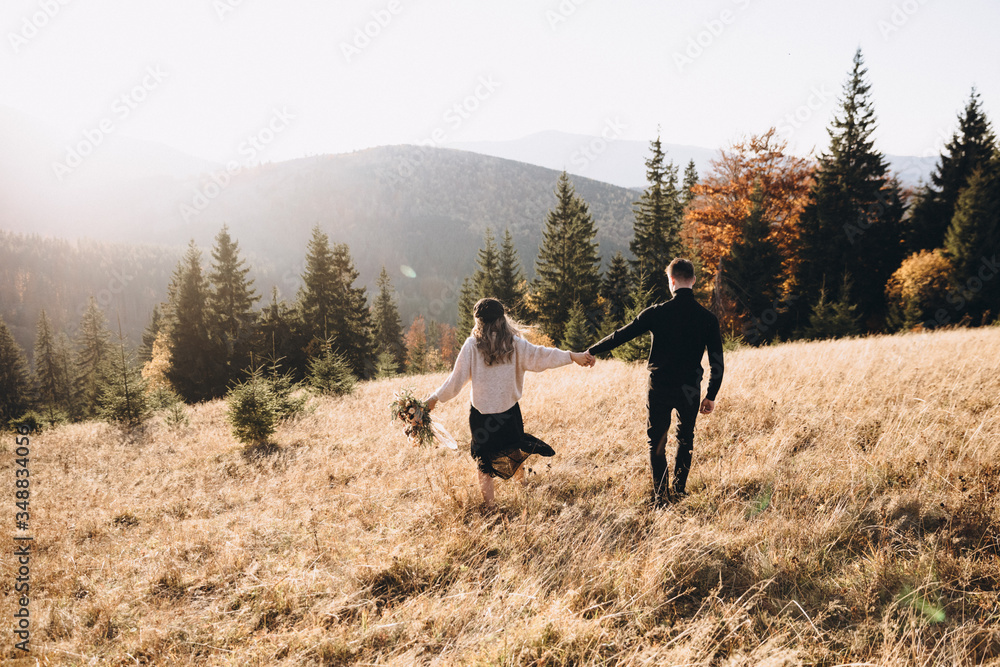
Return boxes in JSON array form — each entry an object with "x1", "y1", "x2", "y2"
[{"x1": 667, "y1": 258, "x2": 695, "y2": 281}]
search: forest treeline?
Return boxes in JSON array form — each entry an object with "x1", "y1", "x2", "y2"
[{"x1": 1, "y1": 49, "x2": 998, "y2": 428}]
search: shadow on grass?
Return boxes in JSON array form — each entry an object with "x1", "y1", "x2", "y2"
[{"x1": 240, "y1": 441, "x2": 282, "y2": 462}]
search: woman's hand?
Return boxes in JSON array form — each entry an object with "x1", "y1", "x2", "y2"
[
  {"x1": 570, "y1": 351, "x2": 596, "y2": 367},
  {"x1": 424, "y1": 397, "x2": 438, "y2": 412}
]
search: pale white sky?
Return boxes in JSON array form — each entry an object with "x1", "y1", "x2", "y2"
[{"x1": 3, "y1": 0, "x2": 999, "y2": 165}]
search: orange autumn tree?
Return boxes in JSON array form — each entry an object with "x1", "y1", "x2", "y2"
[{"x1": 684, "y1": 129, "x2": 813, "y2": 293}]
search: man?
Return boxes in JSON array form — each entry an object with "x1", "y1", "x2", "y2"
[{"x1": 587, "y1": 258, "x2": 724, "y2": 505}]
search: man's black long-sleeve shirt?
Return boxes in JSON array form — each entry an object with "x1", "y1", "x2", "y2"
[{"x1": 587, "y1": 288, "x2": 724, "y2": 400}]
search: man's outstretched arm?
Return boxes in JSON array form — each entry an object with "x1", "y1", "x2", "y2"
[{"x1": 587, "y1": 311, "x2": 651, "y2": 357}]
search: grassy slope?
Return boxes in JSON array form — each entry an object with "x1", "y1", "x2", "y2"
[{"x1": 3, "y1": 327, "x2": 1000, "y2": 665}]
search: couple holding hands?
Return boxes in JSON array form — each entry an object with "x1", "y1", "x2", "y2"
[{"x1": 424, "y1": 258, "x2": 725, "y2": 507}]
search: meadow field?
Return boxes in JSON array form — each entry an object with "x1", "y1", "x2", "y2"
[{"x1": 3, "y1": 326, "x2": 1000, "y2": 665}]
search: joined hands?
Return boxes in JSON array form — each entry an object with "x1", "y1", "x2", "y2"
[{"x1": 571, "y1": 351, "x2": 596, "y2": 368}]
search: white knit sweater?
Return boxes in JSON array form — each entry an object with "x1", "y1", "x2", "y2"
[{"x1": 429, "y1": 336, "x2": 572, "y2": 414}]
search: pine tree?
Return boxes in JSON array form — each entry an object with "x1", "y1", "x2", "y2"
[
  {"x1": 371, "y1": 266, "x2": 406, "y2": 374},
  {"x1": 802, "y1": 275, "x2": 861, "y2": 340},
  {"x1": 139, "y1": 305, "x2": 162, "y2": 364},
  {"x1": 533, "y1": 171, "x2": 603, "y2": 345},
  {"x1": 681, "y1": 159, "x2": 699, "y2": 209},
  {"x1": 164, "y1": 240, "x2": 223, "y2": 402},
  {"x1": 405, "y1": 315, "x2": 428, "y2": 374},
  {"x1": 298, "y1": 225, "x2": 339, "y2": 344},
  {"x1": 562, "y1": 302, "x2": 591, "y2": 352},
  {"x1": 630, "y1": 136, "x2": 684, "y2": 303},
  {"x1": 473, "y1": 228, "x2": 500, "y2": 299},
  {"x1": 254, "y1": 288, "x2": 305, "y2": 378},
  {"x1": 495, "y1": 228, "x2": 527, "y2": 319},
  {"x1": 457, "y1": 277, "x2": 476, "y2": 340},
  {"x1": 207, "y1": 224, "x2": 258, "y2": 384},
  {"x1": 600, "y1": 251, "x2": 632, "y2": 328},
  {"x1": 721, "y1": 184, "x2": 785, "y2": 344},
  {"x1": 74, "y1": 297, "x2": 113, "y2": 417},
  {"x1": 33, "y1": 310, "x2": 72, "y2": 420},
  {"x1": 328, "y1": 242, "x2": 375, "y2": 378},
  {"x1": 308, "y1": 340, "x2": 357, "y2": 397},
  {"x1": 297, "y1": 227, "x2": 374, "y2": 378},
  {"x1": 794, "y1": 49, "x2": 906, "y2": 332},
  {"x1": 908, "y1": 89, "x2": 997, "y2": 253},
  {"x1": 944, "y1": 156, "x2": 1000, "y2": 321},
  {"x1": 99, "y1": 330, "x2": 151, "y2": 430},
  {"x1": 0, "y1": 315, "x2": 32, "y2": 425}
]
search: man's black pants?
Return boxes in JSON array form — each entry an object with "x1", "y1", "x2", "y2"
[{"x1": 646, "y1": 379, "x2": 700, "y2": 498}]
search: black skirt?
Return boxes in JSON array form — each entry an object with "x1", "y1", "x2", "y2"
[{"x1": 469, "y1": 402, "x2": 555, "y2": 479}]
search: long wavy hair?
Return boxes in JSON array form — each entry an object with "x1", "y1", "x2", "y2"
[{"x1": 473, "y1": 314, "x2": 520, "y2": 366}]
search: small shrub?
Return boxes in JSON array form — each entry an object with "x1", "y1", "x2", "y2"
[
  {"x1": 163, "y1": 402, "x2": 189, "y2": 428},
  {"x1": 226, "y1": 368, "x2": 280, "y2": 446},
  {"x1": 308, "y1": 346, "x2": 357, "y2": 397},
  {"x1": 99, "y1": 339, "x2": 151, "y2": 430}
]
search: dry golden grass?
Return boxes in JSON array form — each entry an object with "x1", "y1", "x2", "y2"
[{"x1": 4, "y1": 327, "x2": 1000, "y2": 665}]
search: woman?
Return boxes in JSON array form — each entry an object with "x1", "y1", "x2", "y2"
[{"x1": 424, "y1": 298, "x2": 595, "y2": 504}]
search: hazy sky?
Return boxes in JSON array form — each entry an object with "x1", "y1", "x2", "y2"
[{"x1": 3, "y1": 0, "x2": 999, "y2": 166}]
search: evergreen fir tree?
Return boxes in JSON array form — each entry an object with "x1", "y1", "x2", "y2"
[
  {"x1": 99, "y1": 331, "x2": 151, "y2": 430},
  {"x1": 298, "y1": 225, "x2": 339, "y2": 343},
  {"x1": 328, "y1": 242, "x2": 375, "y2": 378},
  {"x1": 164, "y1": 240, "x2": 223, "y2": 402},
  {"x1": 802, "y1": 275, "x2": 861, "y2": 340},
  {"x1": 600, "y1": 251, "x2": 632, "y2": 328},
  {"x1": 457, "y1": 277, "x2": 477, "y2": 340},
  {"x1": 944, "y1": 156, "x2": 1000, "y2": 321},
  {"x1": 473, "y1": 228, "x2": 500, "y2": 299},
  {"x1": 908, "y1": 89, "x2": 997, "y2": 253},
  {"x1": 56, "y1": 332, "x2": 83, "y2": 420},
  {"x1": 630, "y1": 136, "x2": 685, "y2": 303},
  {"x1": 225, "y1": 367, "x2": 279, "y2": 447},
  {"x1": 74, "y1": 297, "x2": 113, "y2": 417},
  {"x1": 139, "y1": 305, "x2": 162, "y2": 364},
  {"x1": 371, "y1": 266, "x2": 406, "y2": 374},
  {"x1": 0, "y1": 315, "x2": 32, "y2": 426},
  {"x1": 721, "y1": 183, "x2": 785, "y2": 344},
  {"x1": 681, "y1": 159, "x2": 699, "y2": 209},
  {"x1": 562, "y1": 302, "x2": 592, "y2": 352},
  {"x1": 405, "y1": 315, "x2": 428, "y2": 374},
  {"x1": 33, "y1": 309, "x2": 72, "y2": 420},
  {"x1": 794, "y1": 49, "x2": 906, "y2": 332},
  {"x1": 495, "y1": 228, "x2": 527, "y2": 319},
  {"x1": 533, "y1": 171, "x2": 603, "y2": 345},
  {"x1": 297, "y1": 227, "x2": 374, "y2": 378},
  {"x1": 207, "y1": 224, "x2": 258, "y2": 384},
  {"x1": 254, "y1": 288, "x2": 304, "y2": 378},
  {"x1": 375, "y1": 350, "x2": 401, "y2": 379},
  {"x1": 308, "y1": 339, "x2": 357, "y2": 397}
]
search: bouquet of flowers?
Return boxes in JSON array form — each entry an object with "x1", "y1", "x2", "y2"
[{"x1": 389, "y1": 387, "x2": 457, "y2": 449}]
